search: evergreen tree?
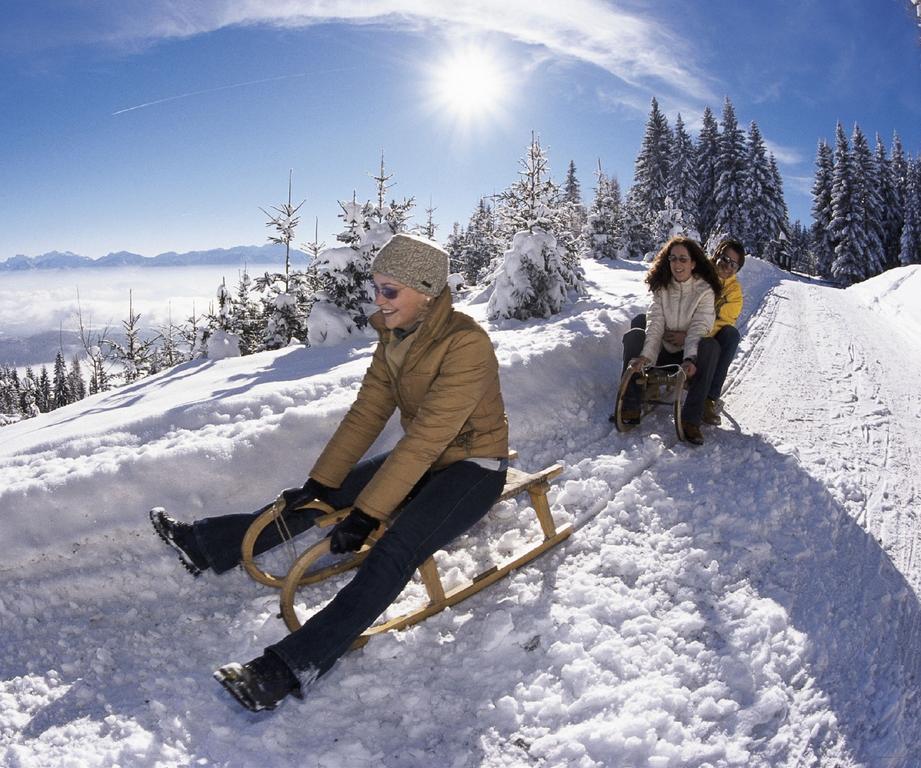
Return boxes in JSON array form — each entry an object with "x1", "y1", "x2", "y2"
[
  {"x1": 37, "y1": 366, "x2": 52, "y2": 413},
  {"x1": 695, "y1": 106, "x2": 721, "y2": 241},
  {"x1": 849, "y1": 125, "x2": 885, "y2": 279},
  {"x1": 461, "y1": 198, "x2": 503, "y2": 285},
  {"x1": 445, "y1": 221, "x2": 467, "y2": 276},
  {"x1": 106, "y1": 291, "x2": 157, "y2": 382},
  {"x1": 67, "y1": 355, "x2": 86, "y2": 402},
  {"x1": 761, "y1": 154, "x2": 792, "y2": 267},
  {"x1": 561, "y1": 160, "x2": 587, "y2": 245},
  {"x1": 20, "y1": 372, "x2": 40, "y2": 419},
  {"x1": 52, "y1": 351, "x2": 70, "y2": 409},
  {"x1": 811, "y1": 139, "x2": 836, "y2": 278},
  {"x1": 742, "y1": 121, "x2": 774, "y2": 258},
  {"x1": 631, "y1": 97, "x2": 673, "y2": 226},
  {"x1": 621, "y1": 187, "x2": 655, "y2": 259},
  {"x1": 877, "y1": 133, "x2": 904, "y2": 270},
  {"x1": 899, "y1": 156, "x2": 921, "y2": 266},
  {"x1": 788, "y1": 220, "x2": 816, "y2": 274},
  {"x1": 828, "y1": 122, "x2": 867, "y2": 285},
  {"x1": 488, "y1": 133, "x2": 582, "y2": 321},
  {"x1": 583, "y1": 162, "x2": 625, "y2": 260},
  {"x1": 230, "y1": 269, "x2": 265, "y2": 355},
  {"x1": 261, "y1": 170, "x2": 304, "y2": 292},
  {"x1": 666, "y1": 114, "x2": 699, "y2": 230},
  {"x1": 308, "y1": 158, "x2": 411, "y2": 347},
  {"x1": 0, "y1": 365, "x2": 22, "y2": 423},
  {"x1": 712, "y1": 97, "x2": 749, "y2": 246}
]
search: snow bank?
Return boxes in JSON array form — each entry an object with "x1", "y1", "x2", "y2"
[{"x1": 2, "y1": 258, "x2": 920, "y2": 767}]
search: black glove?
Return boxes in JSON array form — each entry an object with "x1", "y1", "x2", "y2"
[
  {"x1": 280, "y1": 478, "x2": 327, "y2": 514},
  {"x1": 329, "y1": 508, "x2": 380, "y2": 554}
]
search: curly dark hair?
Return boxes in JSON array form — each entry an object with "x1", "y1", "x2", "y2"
[{"x1": 645, "y1": 236, "x2": 722, "y2": 295}]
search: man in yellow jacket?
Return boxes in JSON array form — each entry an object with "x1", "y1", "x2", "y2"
[{"x1": 703, "y1": 239, "x2": 745, "y2": 425}]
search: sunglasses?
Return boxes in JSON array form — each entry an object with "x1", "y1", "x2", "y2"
[
  {"x1": 373, "y1": 283, "x2": 401, "y2": 300},
  {"x1": 716, "y1": 255, "x2": 741, "y2": 271}
]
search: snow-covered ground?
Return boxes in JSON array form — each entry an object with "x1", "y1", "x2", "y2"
[{"x1": 1, "y1": 259, "x2": 920, "y2": 767}]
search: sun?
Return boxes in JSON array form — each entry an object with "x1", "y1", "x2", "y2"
[{"x1": 427, "y1": 43, "x2": 512, "y2": 129}]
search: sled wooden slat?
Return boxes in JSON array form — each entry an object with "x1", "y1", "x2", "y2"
[{"x1": 278, "y1": 462, "x2": 571, "y2": 640}]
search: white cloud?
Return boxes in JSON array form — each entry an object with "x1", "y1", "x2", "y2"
[
  {"x1": 77, "y1": 0, "x2": 717, "y2": 101},
  {"x1": 764, "y1": 139, "x2": 805, "y2": 165}
]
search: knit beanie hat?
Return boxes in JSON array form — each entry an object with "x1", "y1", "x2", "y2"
[{"x1": 371, "y1": 234, "x2": 449, "y2": 297}]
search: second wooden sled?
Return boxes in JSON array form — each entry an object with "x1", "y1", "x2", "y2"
[
  {"x1": 277, "y1": 463, "x2": 571, "y2": 647},
  {"x1": 611, "y1": 363, "x2": 687, "y2": 442}
]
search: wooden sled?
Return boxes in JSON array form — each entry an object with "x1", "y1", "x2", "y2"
[
  {"x1": 241, "y1": 460, "x2": 570, "y2": 647},
  {"x1": 611, "y1": 363, "x2": 688, "y2": 442}
]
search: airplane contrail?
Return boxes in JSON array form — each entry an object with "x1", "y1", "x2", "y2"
[{"x1": 112, "y1": 69, "x2": 353, "y2": 116}]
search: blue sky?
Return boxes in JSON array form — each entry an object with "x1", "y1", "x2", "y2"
[{"x1": 1, "y1": 1, "x2": 920, "y2": 260}]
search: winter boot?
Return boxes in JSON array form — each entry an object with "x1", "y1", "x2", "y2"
[
  {"x1": 703, "y1": 397, "x2": 722, "y2": 426},
  {"x1": 681, "y1": 421, "x2": 704, "y2": 446},
  {"x1": 214, "y1": 653, "x2": 302, "y2": 712},
  {"x1": 149, "y1": 508, "x2": 209, "y2": 576}
]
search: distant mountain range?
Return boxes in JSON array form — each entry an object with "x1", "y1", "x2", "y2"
[{"x1": 0, "y1": 244, "x2": 290, "y2": 271}]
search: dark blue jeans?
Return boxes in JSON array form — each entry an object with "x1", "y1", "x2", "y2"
[
  {"x1": 708, "y1": 324, "x2": 741, "y2": 400},
  {"x1": 193, "y1": 454, "x2": 391, "y2": 574},
  {"x1": 621, "y1": 314, "x2": 718, "y2": 426},
  {"x1": 267, "y1": 458, "x2": 507, "y2": 683}
]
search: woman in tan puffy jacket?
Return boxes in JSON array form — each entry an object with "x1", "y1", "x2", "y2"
[
  {"x1": 151, "y1": 233, "x2": 509, "y2": 711},
  {"x1": 620, "y1": 236, "x2": 723, "y2": 444}
]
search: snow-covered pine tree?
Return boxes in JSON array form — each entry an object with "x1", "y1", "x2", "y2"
[
  {"x1": 67, "y1": 355, "x2": 86, "y2": 403},
  {"x1": 445, "y1": 221, "x2": 467, "y2": 276},
  {"x1": 106, "y1": 291, "x2": 157, "y2": 383},
  {"x1": 787, "y1": 220, "x2": 815, "y2": 274},
  {"x1": 666, "y1": 114, "x2": 700, "y2": 231},
  {"x1": 36, "y1": 366, "x2": 51, "y2": 413},
  {"x1": 712, "y1": 97, "x2": 749, "y2": 247},
  {"x1": 20, "y1": 371, "x2": 40, "y2": 419},
  {"x1": 583, "y1": 161, "x2": 625, "y2": 260},
  {"x1": 899, "y1": 155, "x2": 921, "y2": 266},
  {"x1": 877, "y1": 133, "x2": 904, "y2": 270},
  {"x1": 258, "y1": 174, "x2": 313, "y2": 349},
  {"x1": 261, "y1": 170, "x2": 304, "y2": 293},
  {"x1": 761, "y1": 154, "x2": 792, "y2": 268},
  {"x1": 561, "y1": 160, "x2": 587, "y2": 248},
  {"x1": 461, "y1": 198, "x2": 503, "y2": 285},
  {"x1": 417, "y1": 200, "x2": 438, "y2": 241},
  {"x1": 631, "y1": 98, "x2": 673, "y2": 228},
  {"x1": 742, "y1": 121, "x2": 774, "y2": 259},
  {"x1": 488, "y1": 133, "x2": 581, "y2": 320},
  {"x1": 651, "y1": 195, "x2": 700, "y2": 246},
  {"x1": 308, "y1": 160, "x2": 411, "y2": 347},
  {"x1": 52, "y1": 351, "x2": 70, "y2": 410},
  {"x1": 204, "y1": 279, "x2": 243, "y2": 359},
  {"x1": 695, "y1": 106, "x2": 721, "y2": 242},
  {"x1": 0, "y1": 365, "x2": 22, "y2": 424},
  {"x1": 621, "y1": 187, "x2": 655, "y2": 259},
  {"x1": 850, "y1": 124, "x2": 886, "y2": 279},
  {"x1": 811, "y1": 139, "x2": 836, "y2": 279},
  {"x1": 829, "y1": 122, "x2": 868, "y2": 285},
  {"x1": 229, "y1": 269, "x2": 265, "y2": 355}
]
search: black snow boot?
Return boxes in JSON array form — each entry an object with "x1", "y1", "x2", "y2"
[
  {"x1": 214, "y1": 653, "x2": 302, "y2": 712},
  {"x1": 149, "y1": 508, "x2": 209, "y2": 576}
]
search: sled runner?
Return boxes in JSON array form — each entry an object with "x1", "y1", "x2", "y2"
[
  {"x1": 610, "y1": 364, "x2": 688, "y2": 442},
  {"x1": 240, "y1": 459, "x2": 570, "y2": 645}
]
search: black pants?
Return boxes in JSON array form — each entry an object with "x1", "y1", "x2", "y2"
[{"x1": 621, "y1": 314, "x2": 719, "y2": 425}]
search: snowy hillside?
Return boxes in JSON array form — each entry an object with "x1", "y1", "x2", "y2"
[{"x1": 2, "y1": 259, "x2": 920, "y2": 767}]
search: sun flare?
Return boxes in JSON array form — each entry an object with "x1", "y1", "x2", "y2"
[{"x1": 427, "y1": 44, "x2": 511, "y2": 127}]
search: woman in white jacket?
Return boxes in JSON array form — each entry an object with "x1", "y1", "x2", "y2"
[{"x1": 621, "y1": 236, "x2": 723, "y2": 444}]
